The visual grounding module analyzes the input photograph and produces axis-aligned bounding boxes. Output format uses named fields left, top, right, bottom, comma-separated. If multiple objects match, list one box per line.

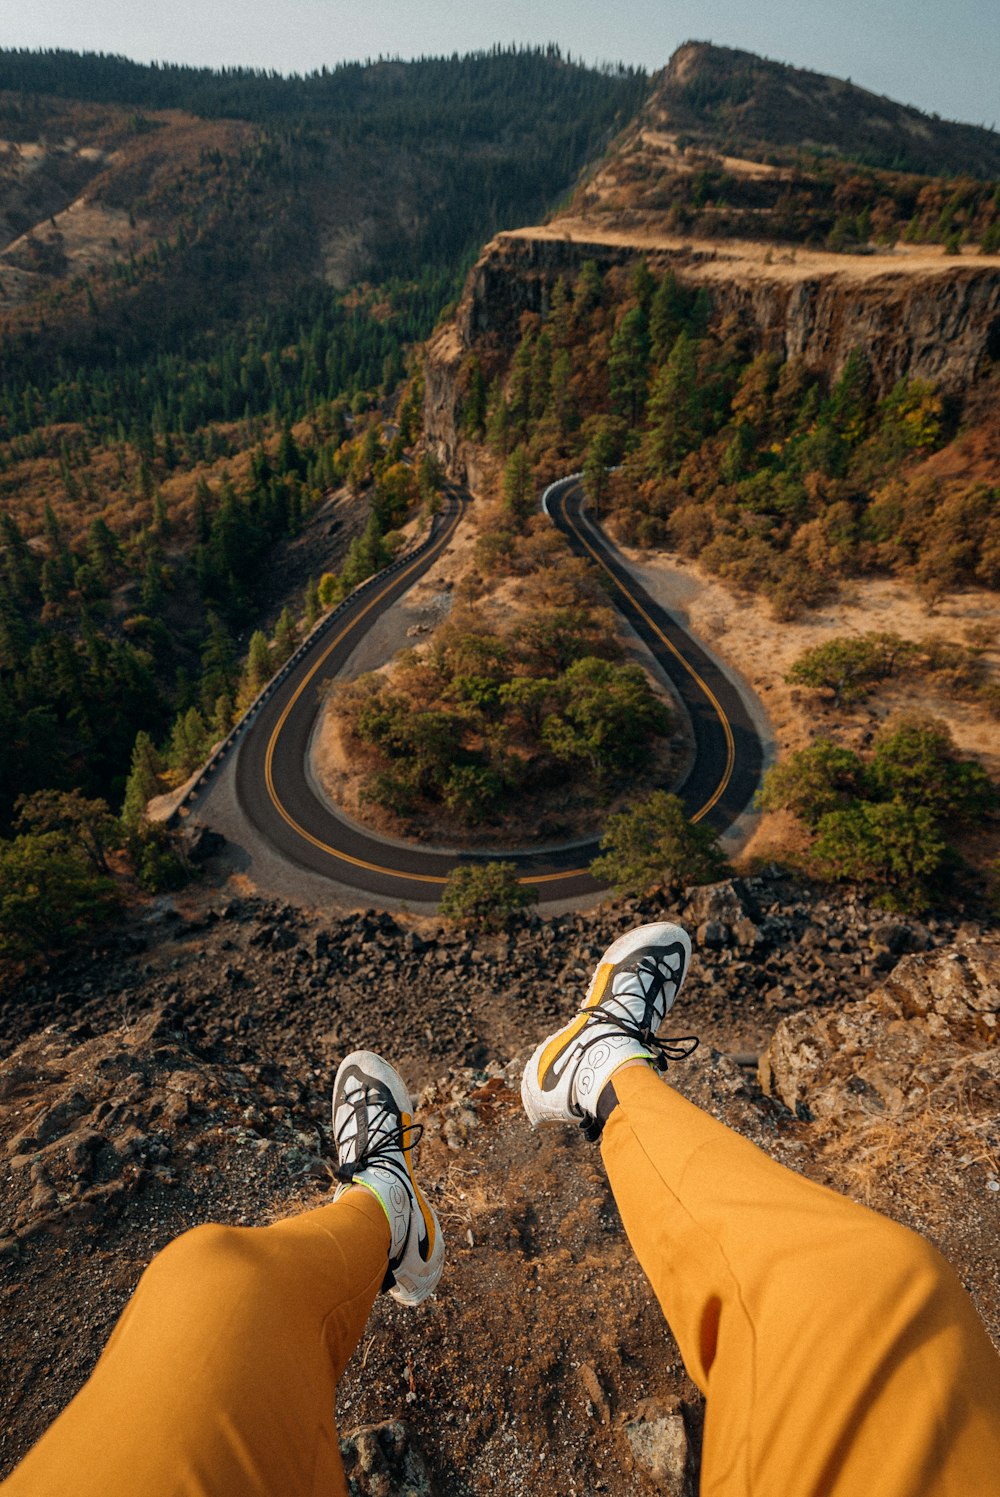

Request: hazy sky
left=3, top=0, right=998, bottom=128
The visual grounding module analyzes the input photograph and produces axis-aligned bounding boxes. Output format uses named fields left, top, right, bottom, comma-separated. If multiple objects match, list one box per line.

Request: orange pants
left=6, top=1069, right=1000, bottom=1496
left=603, top=1064, right=1000, bottom=1496
left=2, top=1190, right=389, bottom=1497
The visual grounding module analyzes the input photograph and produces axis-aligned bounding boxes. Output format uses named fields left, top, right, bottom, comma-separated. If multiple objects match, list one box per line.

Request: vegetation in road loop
left=331, top=510, right=673, bottom=835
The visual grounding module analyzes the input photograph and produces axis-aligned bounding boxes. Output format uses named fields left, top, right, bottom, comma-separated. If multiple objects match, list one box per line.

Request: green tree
left=14, top=788, right=117, bottom=874
left=463, top=355, right=487, bottom=437
left=641, top=332, right=702, bottom=475
left=756, top=739, right=863, bottom=828
left=502, top=446, right=535, bottom=530
left=582, top=420, right=617, bottom=516
left=273, top=606, right=299, bottom=667
left=304, top=576, right=322, bottom=629
left=245, top=630, right=273, bottom=692
left=0, top=832, right=119, bottom=959
left=168, top=707, right=211, bottom=778
left=121, top=730, right=165, bottom=829
left=865, top=717, right=997, bottom=825
left=439, top=860, right=538, bottom=930
left=543, top=658, right=670, bottom=781
left=786, top=634, right=918, bottom=705
left=591, top=791, right=727, bottom=894
left=442, top=765, right=504, bottom=823
left=608, top=305, right=650, bottom=425
left=811, top=801, right=946, bottom=910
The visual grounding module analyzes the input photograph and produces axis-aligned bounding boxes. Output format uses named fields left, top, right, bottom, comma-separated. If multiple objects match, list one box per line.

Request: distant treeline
left=0, top=45, right=646, bottom=130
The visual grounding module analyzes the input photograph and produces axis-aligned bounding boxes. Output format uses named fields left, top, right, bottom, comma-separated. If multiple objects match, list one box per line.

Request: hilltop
left=646, top=41, right=1000, bottom=177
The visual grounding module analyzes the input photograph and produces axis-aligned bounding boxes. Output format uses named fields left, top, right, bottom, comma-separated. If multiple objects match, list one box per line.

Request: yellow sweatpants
left=602, top=1064, right=1000, bottom=1497
left=1, top=1189, right=389, bottom=1497
left=6, top=1070, right=1000, bottom=1496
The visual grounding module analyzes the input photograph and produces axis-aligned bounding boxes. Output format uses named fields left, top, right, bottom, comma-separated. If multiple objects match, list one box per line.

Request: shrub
left=442, top=765, right=504, bottom=823
left=811, top=801, right=946, bottom=910
left=786, top=633, right=918, bottom=705
left=756, top=740, right=864, bottom=828
left=590, top=791, right=727, bottom=895
left=132, top=824, right=191, bottom=893
left=759, top=715, right=997, bottom=909
left=864, top=716, right=998, bottom=824
left=0, top=832, right=120, bottom=959
left=439, top=861, right=538, bottom=929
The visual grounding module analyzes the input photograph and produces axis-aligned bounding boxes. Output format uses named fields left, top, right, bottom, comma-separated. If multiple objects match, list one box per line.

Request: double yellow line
left=263, top=487, right=735, bottom=890
left=264, top=508, right=465, bottom=886
left=560, top=497, right=735, bottom=823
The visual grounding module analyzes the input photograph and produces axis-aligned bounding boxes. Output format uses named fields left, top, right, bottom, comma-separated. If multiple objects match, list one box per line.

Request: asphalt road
left=217, top=480, right=764, bottom=903
left=545, top=476, right=764, bottom=834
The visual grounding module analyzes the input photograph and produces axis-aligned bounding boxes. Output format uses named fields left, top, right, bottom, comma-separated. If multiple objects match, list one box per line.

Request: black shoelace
left=576, top=977, right=699, bottom=1141
left=593, top=973, right=700, bottom=1073
left=332, top=1090, right=423, bottom=1188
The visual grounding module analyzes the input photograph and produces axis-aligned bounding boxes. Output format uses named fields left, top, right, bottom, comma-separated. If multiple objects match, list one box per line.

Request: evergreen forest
left=0, top=47, right=646, bottom=872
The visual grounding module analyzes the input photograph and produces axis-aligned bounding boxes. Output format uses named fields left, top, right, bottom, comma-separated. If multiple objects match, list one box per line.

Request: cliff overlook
left=426, top=43, right=1000, bottom=471
left=2, top=876, right=998, bottom=1494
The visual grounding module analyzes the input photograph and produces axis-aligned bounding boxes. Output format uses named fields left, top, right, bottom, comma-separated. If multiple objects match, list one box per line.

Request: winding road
left=191, top=478, right=765, bottom=904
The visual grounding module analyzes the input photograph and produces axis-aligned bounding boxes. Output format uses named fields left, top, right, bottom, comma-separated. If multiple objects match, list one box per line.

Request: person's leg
left=522, top=921, right=1000, bottom=1497
left=1, top=1189, right=389, bottom=1497
left=4, top=1049, right=444, bottom=1497
left=603, top=1061, right=1000, bottom=1497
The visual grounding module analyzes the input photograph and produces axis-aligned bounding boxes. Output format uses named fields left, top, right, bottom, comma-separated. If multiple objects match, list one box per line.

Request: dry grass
left=818, top=1048, right=1000, bottom=1205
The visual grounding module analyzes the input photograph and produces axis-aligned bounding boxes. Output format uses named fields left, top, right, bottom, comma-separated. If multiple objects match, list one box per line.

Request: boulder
left=759, top=942, right=1000, bottom=1121
left=624, top=1407, right=688, bottom=1492
left=339, top=1420, right=435, bottom=1497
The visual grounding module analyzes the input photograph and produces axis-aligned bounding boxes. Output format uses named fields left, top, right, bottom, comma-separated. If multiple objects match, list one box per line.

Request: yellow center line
left=263, top=482, right=736, bottom=892
left=264, top=507, right=467, bottom=885
left=561, top=497, right=735, bottom=822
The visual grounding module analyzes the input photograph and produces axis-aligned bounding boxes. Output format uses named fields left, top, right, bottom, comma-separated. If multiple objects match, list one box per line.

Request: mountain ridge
left=646, top=41, right=1000, bottom=178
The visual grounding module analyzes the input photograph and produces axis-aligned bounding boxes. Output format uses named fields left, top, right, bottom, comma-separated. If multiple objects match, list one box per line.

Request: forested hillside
left=0, top=47, right=645, bottom=890
left=457, top=254, right=1000, bottom=616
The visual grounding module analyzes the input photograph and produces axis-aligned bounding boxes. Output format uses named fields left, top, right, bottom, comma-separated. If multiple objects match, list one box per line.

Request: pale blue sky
left=2, top=0, right=998, bottom=128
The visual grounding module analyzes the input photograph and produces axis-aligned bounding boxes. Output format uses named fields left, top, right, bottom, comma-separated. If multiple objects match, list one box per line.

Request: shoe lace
left=331, top=1092, right=424, bottom=1187
left=596, top=975, right=699, bottom=1074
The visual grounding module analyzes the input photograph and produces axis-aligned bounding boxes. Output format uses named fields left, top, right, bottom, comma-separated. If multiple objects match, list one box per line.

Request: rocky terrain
left=2, top=873, right=997, bottom=1494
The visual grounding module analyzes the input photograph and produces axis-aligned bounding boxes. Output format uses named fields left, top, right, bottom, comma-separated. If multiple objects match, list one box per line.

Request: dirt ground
left=509, top=222, right=1000, bottom=282
left=611, top=537, right=1000, bottom=869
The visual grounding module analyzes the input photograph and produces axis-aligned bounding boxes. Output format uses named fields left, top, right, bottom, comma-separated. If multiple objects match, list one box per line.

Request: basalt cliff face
left=425, top=230, right=1000, bottom=473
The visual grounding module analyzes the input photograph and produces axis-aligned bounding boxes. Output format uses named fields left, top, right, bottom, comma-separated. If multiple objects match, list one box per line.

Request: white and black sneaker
left=332, top=1051, right=444, bottom=1305
left=521, top=923, right=696, bottom=1138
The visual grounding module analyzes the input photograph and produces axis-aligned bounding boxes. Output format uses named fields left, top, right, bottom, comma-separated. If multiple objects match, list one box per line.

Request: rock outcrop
left=761, top=938, right=999, bottom=1126
left=425, top=231, right=1000, bottom=473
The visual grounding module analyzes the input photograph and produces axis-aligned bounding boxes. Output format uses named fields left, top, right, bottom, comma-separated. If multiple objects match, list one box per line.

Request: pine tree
left=304, top=576, right=321, bottom=629
left=273, top=606, right=299, bottom=666
left=245, top=630, right=273, bottom=694
left=502, top=446, right=534, bottom=530
left=609, top=305, right=650, bottom=426
left=121, top=731, right=164, bottom=828
left=641, top=332, right=703, bottom=475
